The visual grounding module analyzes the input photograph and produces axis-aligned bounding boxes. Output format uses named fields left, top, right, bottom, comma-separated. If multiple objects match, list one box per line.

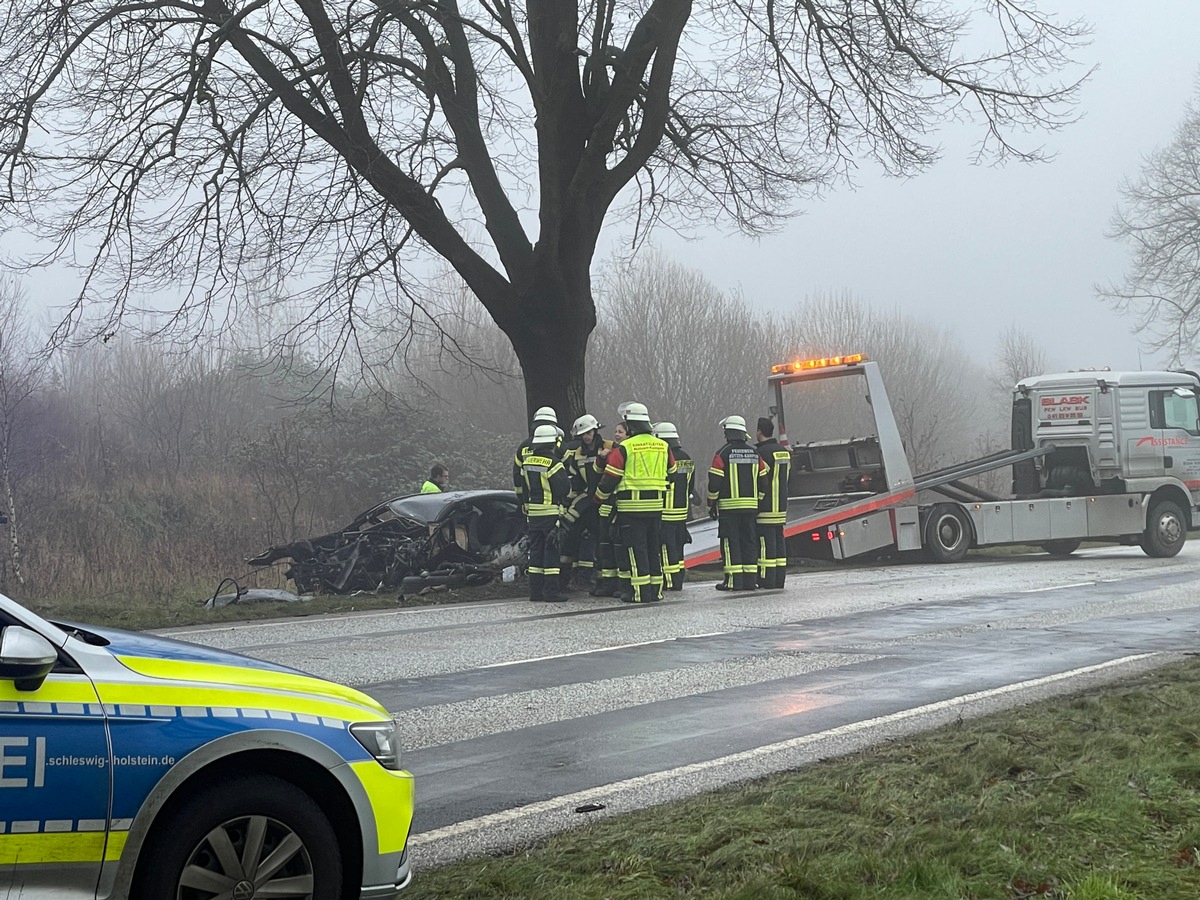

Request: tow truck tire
left=924, top=505, right=971, bottom=563
left=1141, top=499, right=1186, bottom=558
left=1041, top=539, right=1081, bottom=557
left=133, top=773, right=342, bottom=900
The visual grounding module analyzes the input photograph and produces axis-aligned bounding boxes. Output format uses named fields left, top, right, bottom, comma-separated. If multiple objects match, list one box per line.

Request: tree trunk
left=500, top=254, right=597, bottom=430
left=1, top=453, right=23, bottom=587
left=506, top=307, right=590, bottom=434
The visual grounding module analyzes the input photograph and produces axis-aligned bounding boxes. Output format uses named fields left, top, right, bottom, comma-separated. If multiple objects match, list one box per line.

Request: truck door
left=1, top=616, right=111, bottom=896
left=1149, top=387, right=1200, bottom=492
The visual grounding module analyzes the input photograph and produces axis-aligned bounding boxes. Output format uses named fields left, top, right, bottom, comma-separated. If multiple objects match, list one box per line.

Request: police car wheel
left=134, top=773, right=342, bottom=900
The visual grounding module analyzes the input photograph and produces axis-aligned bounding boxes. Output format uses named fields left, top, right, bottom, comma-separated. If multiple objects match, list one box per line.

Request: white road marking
left=1020, top=581, right=1095, bottom=593
left=477, top=632, right=732, bottom=669
left=410, top=653, right=1157, bottom=846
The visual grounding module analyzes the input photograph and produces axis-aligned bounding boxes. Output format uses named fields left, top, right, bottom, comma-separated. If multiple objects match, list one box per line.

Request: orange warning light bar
left=770, top=353, right=866, bottom=375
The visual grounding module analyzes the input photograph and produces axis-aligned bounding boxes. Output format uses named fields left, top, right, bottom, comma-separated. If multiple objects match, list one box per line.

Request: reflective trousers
left=617, top=512, right=663, bottom=603
left=660, top=520, right=687, bottom=591
left=718, top=510, right=758, bottom=590
left=756, top=522, right=787, bottom=589
left=526, top=518, right=560, bottom=601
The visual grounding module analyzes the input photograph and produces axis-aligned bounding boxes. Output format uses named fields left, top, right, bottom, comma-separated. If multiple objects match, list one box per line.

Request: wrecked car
left=247, top=490, right=527, bottom=594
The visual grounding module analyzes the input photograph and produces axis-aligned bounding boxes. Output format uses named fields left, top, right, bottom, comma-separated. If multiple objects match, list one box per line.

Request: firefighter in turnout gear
left=559, top=414, right=614, bottom=591
left=755, top=416, right=791, bottom=588
left=653, top=421, right=694, bottom=591
left=708, top=415, right=767, bottom=591
left=589, top=419, right=627, bottom=596
left=594, top=403, right=676, bottom=603
left=515, top=424, right=570, bottom=602
left=512, top=406, right=563, bottom=493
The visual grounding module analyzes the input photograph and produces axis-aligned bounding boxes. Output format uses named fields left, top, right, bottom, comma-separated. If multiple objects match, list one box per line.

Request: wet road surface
left=166, top=544, right=1200, bottom=866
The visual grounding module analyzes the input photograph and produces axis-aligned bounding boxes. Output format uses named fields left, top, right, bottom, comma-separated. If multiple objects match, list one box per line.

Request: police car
left=0, top=591, right=413, bottom=898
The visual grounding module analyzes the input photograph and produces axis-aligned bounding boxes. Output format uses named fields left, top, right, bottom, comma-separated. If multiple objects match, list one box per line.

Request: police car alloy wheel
left=133, top=774, right=342, bottom=900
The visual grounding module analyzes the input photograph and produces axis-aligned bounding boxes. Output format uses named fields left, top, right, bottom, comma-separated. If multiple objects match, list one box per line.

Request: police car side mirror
left=0, top=626, right=58, bottom=692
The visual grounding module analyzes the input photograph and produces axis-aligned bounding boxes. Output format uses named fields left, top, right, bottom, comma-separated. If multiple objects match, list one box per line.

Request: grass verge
left=406, top=655, right=1200, bottom=900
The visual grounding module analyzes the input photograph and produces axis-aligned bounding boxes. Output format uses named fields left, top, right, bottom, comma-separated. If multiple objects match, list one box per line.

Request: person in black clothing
left=653, top=421, right=694, bottom=591
left=589, top=419, right=627, bottom=596
left=559, top=413, right=614, bottom=591
left=707, top=415, right=767, bottom=591
left=755, top=417, right=791, bottom=589
left=512, top=406, right=562, bottom=499
left=515, top=424, right=570, bottom=602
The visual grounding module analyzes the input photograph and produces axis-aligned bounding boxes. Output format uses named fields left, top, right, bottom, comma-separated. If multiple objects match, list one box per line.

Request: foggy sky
left=653, top=0, right=1200, bottom=375
left=6, top=1, right=1199, bottom=378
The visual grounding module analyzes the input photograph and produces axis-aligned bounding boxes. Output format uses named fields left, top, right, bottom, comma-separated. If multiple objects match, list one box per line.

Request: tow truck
left=684, top=353, right=1200, bottom=569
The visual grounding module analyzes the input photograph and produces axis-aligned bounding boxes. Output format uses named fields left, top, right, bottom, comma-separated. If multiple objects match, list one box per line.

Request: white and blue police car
left=0, top=590, right=414, bottom=898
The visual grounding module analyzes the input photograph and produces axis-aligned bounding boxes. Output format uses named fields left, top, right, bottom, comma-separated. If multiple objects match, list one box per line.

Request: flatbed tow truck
left=684, top=353, right=1200, bottom=569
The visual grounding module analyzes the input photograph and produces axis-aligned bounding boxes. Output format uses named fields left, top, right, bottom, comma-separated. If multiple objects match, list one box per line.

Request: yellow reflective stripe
left=113, top=658, right=387, bottom=718
left=349, top=761, right=414, bottom=855
left=718, top=498, right=758, bottom=510
left=0, top=679, right=98, bottom=704
left=97, top=679, right=381, bottom=725
left=0, top=831, right=111, bottom=865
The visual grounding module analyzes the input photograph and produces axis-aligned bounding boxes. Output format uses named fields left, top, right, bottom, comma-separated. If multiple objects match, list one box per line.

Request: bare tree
left=0, top=1, right=1089, bottom=423
left=0, top=278, right=49, bottom=586
left=1101, top=82, right=1200, bottom=361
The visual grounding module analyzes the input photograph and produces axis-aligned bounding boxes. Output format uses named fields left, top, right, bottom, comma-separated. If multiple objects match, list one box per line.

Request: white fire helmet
left=623, top=402, right=651, bottom=423
left=532, top=406, right=557, bottom=424
left=572, top=414, right=601, bottom=436
left=532, top=424, right=559, bottom=444
left=652, top=421, right=679, bottom=440
left=719, top=415, right=747, bottom=433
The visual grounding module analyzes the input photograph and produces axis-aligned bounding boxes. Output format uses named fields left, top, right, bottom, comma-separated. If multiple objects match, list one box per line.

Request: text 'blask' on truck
left=684, top=354, right=1200, bottom=569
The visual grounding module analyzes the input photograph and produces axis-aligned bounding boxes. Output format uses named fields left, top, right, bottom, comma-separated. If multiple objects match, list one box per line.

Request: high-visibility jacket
left=565, top=437, right=614, bottom=497
left=707, top=439, right=766, bottom=512
left=516, top=447, right=569, bottom=517
left=594, top=432, right=676, bottom=514
left=512, top=432, right=562, bottom=504
left=420, top=480, right=442, bottom=494
left=663, top=446, right=694, bottom=522
left=755, top=438, right=791, bottom=525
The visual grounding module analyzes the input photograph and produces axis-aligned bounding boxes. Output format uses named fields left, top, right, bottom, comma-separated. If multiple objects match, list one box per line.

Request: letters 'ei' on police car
left=0, top=591, right=414, bottom=898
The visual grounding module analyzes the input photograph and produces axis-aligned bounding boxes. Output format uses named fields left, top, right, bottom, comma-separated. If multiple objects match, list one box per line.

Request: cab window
left=1151, top=388, right=1200, bottom=435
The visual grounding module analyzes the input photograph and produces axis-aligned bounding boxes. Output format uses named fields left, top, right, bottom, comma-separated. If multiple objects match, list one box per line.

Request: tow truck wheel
left=1141, top=499, right=1186, bottom=558
left=925, top=505, right=971, bottom=563
left=1041, top=539, right=1081, bottom=557
left=133, top=773, right=342, bottom=900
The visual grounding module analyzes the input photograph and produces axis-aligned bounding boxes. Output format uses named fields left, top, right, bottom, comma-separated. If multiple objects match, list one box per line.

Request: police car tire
left=133, top=773, right=342, bottom=900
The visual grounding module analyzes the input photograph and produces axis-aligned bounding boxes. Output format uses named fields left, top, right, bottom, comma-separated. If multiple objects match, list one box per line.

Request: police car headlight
left=350, top=720, right=402, bottom=770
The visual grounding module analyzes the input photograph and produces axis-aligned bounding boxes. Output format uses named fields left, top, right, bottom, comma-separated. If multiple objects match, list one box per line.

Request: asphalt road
left=167, top=544, right=1200, bottom=868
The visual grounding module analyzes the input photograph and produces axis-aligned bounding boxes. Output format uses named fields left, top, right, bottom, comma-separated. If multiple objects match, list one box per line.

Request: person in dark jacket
left=559, top=414, right=614, bottom=591
left=515, top=424, right=570, bottom=602
left=755, top=417, right=791, bottom=588
left=653, top=421, right=694, bottom=591
left=708, top=415, right=767, bottom=591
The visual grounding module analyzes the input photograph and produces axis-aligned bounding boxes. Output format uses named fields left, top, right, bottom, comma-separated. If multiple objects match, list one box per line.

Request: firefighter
left=559, top=414, right=614, bottom=591
left=512, top=406, right=562, bottom=480
left=755, top=416, right=791, bottom=589
left=589, top=419, right=627, bottom=597
left=653, top=421, right=694, bottom=591
left=708, top=415, right=767, bottom=591
left=515, top=424, right=570, bottom=602
left=594, top=404, right=676, bottom=603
